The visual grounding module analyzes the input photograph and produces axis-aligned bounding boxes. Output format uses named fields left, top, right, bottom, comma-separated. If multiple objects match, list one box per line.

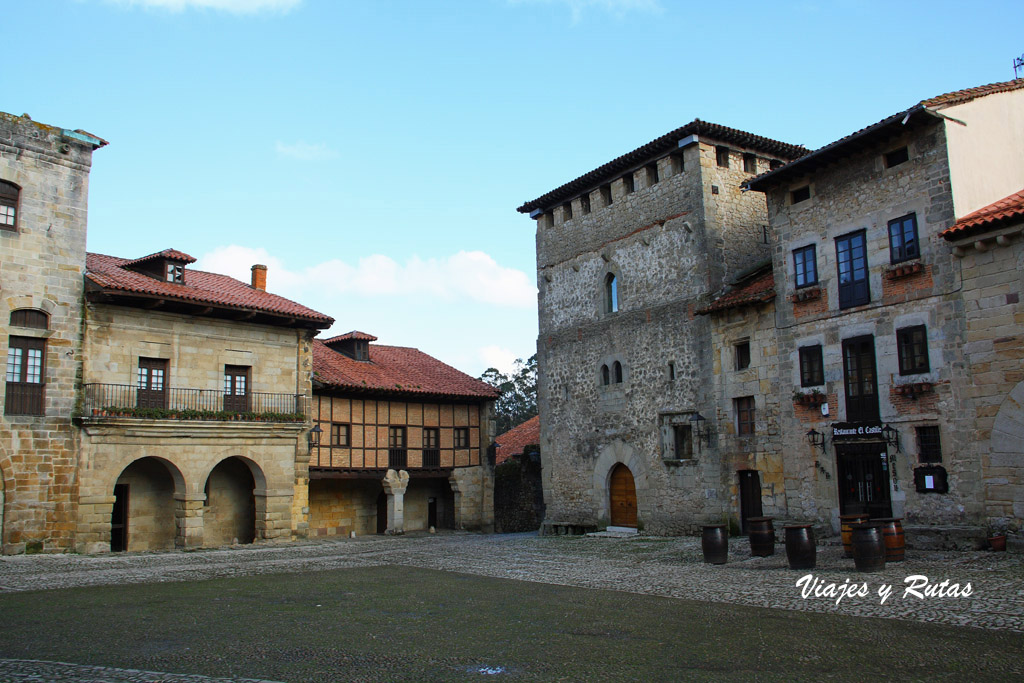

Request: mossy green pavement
left=0, top=565, right=1020, bottom=682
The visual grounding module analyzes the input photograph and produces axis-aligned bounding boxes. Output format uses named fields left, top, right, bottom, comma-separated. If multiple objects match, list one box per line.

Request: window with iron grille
left=916, top=425, right=942, bottom=463
left=888, top=213, right=920, bottom=263
left=735, top=396, right=755, bottom=436
left=799, top=345, right=824, bottom=387
left=793, top=244, right=817, bottom=288
left=331, top=423, right=350, bottom=447
left=0, top=180, right=18, bottom=232
left=454, top=427, right=470, bottom=449
left=5, top=336, right=45, bottom=415
left=897, top=325, right=929, bottom=375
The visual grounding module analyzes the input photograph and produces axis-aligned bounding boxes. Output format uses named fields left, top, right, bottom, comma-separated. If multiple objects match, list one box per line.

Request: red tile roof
left=747, top=79, right=1024, bottom=192
left=923, top=79, right=1024, bottom=107
left=941, top=188, right=1024, bottom=240
left=313, top=339, right=500, bottom=400
left=696, top=266, right=775, bottom=315
left=518, top=119, right=809, bottom=213
left=323, top=331, right=378, bottom=343
left=495, top=415, right=540, bottom=465
left=122, top=248, right=197, bottom=267
left=85, top=252, right=333, bottom=327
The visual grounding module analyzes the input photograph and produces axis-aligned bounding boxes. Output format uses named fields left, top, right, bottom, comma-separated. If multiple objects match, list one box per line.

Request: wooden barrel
left=851, top=523, right=886, bottom=573
left=701, top=524, right=728, bottom=565
left=784, top=524, right=816, bottom=570
left=875, top=518, right=905, bottom=562
left=840, top=513, right=870, bottom=558
left=747, top=517, right=775, bottom=557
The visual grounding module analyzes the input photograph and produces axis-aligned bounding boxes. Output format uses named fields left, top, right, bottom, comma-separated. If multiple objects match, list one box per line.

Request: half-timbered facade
left=309, top=333, right=498, bottom=536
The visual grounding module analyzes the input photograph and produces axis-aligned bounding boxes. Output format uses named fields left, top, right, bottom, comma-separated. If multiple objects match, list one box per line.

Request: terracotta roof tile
left=323, top=331, right=378, bottom=343
left=86, top=252, right=333, bottom=325
left=122, top=248, right=197, bottom=267
left=941, top=188, right=1024, bottom=240
left=696, top=267, right=775, bottom=315
left=518, top=119, right=808, bottom=213
left=922, top=79, right=1024, bottom=107
left=495, top=415, right=540, bottom=465
left=313, top=340, right=500, bottom=400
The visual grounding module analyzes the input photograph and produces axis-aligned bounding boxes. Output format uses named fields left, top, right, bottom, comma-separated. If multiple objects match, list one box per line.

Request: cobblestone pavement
left=0, top=531, right=1020, bottom=636
left=0, top=659, right=283, bottom=683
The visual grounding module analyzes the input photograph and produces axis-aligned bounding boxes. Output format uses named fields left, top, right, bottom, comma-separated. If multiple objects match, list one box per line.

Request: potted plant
left=988, top=528, right=1007, bottom=552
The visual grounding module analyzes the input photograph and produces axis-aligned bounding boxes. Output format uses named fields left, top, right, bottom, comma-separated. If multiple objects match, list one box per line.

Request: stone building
left=0, top=113, right=106, bottom=554
left=308, top=333, right=498, bottom=536
left=940, top=188, right=1024, bottom=534
left=745, top=79, right=1024, bottom=536
left=518, top=121, right=807, bottom=534
left=77, top=252, right=333, bottom=552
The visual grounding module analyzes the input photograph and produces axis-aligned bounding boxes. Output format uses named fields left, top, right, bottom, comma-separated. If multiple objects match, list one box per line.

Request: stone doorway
left=609, top=464, right=637, bottom=528
left=737, top=469, right=763, bottom=534
left=376, top=491, right=387, bottom=534
left=203, top=457, right=257, bottom=546
left=111, top=457, right=180, bottom=552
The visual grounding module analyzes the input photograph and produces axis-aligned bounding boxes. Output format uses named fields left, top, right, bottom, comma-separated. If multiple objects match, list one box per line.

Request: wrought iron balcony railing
left=83, top=383, right=306, bottom=421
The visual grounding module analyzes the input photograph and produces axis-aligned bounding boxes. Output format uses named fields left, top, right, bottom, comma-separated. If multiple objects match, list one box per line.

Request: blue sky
left=6, top=0, right=1022, bottom=376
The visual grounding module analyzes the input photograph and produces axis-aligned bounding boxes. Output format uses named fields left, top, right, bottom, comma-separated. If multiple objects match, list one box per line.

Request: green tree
left=479, top=354, right=537, bottom=435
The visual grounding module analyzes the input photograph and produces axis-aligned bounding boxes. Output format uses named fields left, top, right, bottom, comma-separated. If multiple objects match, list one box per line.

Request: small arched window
left=0, top=180, right=19, bottom=232
left=613, top=361, right=623, bottom=384
left=605, top=273, right=618, bottom=313
left=601, top=364, right=610, bottom=386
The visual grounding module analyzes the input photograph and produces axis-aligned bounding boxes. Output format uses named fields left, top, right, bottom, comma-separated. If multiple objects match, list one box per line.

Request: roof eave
left=745, top=106, right=941, bottom=192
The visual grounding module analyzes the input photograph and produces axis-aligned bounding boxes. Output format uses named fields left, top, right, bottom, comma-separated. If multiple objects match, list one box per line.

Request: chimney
left=251, top=264, right=267, bottom=291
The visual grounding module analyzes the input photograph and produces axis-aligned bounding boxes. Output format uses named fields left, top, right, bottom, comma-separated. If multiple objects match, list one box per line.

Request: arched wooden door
left=609, top=464, right=637, bottom=528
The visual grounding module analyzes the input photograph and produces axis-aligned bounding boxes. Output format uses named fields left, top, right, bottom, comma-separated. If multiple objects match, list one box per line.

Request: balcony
left=82, top=383, right=306, bottom=422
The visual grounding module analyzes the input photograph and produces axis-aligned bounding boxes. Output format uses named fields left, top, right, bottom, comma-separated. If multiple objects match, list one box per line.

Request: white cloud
left=194, top=245, right=537, bottom=309
left=107, top=0, right=301, bottom=12
left=478, top=346, right=520, bottom=375
left=274, top=140, right=338, bottom=162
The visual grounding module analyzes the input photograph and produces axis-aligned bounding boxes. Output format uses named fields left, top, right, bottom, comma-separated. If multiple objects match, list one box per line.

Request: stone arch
left=592, top=440, right=649, bottom=526
left=202, top=456, right=266, bottom=546
left=111, top=456, right=186, bottom=552
left=989, top=380, right=1024, bottom=523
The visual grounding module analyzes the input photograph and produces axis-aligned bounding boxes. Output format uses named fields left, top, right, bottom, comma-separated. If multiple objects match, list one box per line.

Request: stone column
left=174, top=493, right=206, bottom=549
left=255, top=489, right=293, bottom=541
left=381, top=469, right=409, bottom=535
left=75, top=494, right=116, bottom=554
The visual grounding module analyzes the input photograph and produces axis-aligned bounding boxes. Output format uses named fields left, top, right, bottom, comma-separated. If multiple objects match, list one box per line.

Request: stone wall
left=948, top=220, right=1024, bottom=532
left=76, top=303, right=311, bottom=553
left=535, top=135, right=794, bottom=534
left=493, top=447, right=545, bottom=533
left=0, top=113, right=101, bottom=553
left=762, top=120, right=978, bottom=530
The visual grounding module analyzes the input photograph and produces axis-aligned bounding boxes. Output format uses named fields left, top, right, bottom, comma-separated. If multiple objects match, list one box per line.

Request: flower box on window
left=790, top=287, right=822, bottom=303
left=886, top=261, right=923, bottom=280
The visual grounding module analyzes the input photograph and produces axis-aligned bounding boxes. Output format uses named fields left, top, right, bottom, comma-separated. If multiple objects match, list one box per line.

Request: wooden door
left=137, top=358, right=168, bottom=409
left=609, top=464, right=637, bottom=528
left=111, top=484, right=128, bottom=552
left=836, top=443, right=892, bottom=518
left=223, top=365, right=251, bottom=413
left=842, top=335, right=879, bottom=422
left=738, top=469, right=763, bottom=534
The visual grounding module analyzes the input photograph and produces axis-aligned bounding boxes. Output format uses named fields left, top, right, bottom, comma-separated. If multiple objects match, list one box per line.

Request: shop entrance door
left=835, top=442, right=891, bottom=518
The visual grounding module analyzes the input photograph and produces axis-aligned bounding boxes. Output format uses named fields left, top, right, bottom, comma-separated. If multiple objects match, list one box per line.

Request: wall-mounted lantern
left=806, top=428, right=826, bottom=453
left=689, top=411, right=711, bottom=446
left=881, top=424, right=901, bottom=452
left=308, top=424, right=323, bottom=449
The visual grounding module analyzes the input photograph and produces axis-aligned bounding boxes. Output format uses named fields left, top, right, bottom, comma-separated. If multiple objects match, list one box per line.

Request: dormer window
left=166, top=263, right=184, bottom=283
left=324, top=331, right=377, bottom=362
